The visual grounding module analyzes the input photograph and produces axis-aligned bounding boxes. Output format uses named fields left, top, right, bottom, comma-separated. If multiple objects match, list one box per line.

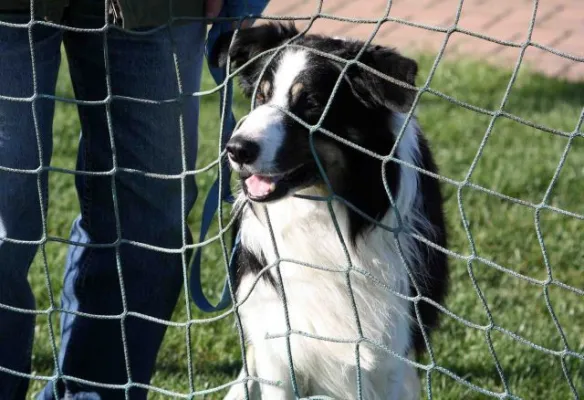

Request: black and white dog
left=210, top=23, right=448, bottom=400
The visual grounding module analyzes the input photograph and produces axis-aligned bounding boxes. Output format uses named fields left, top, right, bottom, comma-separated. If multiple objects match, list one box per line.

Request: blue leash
left=189, top=0, right=269, bottom=312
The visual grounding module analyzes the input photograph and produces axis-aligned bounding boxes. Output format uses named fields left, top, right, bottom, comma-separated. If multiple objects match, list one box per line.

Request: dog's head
left=210, top=23, right=418, bottom=203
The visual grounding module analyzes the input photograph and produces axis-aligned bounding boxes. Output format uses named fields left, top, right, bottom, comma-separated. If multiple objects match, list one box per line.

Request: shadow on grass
left=430, top=347, right=584, bottom=394
left=506, top=71, right=584, bottom=115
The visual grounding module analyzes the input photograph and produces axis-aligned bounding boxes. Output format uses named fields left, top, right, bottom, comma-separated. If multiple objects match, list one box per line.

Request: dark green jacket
left=1, top=0, right=205, bottom=30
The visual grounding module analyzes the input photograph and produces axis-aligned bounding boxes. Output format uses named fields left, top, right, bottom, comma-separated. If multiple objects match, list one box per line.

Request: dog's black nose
left=226, top=136, right=260, bottom=165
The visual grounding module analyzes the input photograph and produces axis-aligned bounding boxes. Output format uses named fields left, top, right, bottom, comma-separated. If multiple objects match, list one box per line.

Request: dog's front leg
left=255, top=340, right=295, bottom=400
left=224, top=345, right=259, bottom=400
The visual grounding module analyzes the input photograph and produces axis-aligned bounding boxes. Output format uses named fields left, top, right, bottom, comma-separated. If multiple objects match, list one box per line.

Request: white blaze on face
left=229, top=50, right=308, bottom=173
left=270, top=50, right=308, bottom=107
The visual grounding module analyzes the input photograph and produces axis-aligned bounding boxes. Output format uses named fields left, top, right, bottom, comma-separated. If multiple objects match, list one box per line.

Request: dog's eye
left=294, top=90, right=318, bottom=109
left=295, top=92, right=307, bottom=107
left=290, top=82, right=306, bottom=105
left=255, top=80, right=271, bottom=105
left=255, top=91, right=265, bottom=105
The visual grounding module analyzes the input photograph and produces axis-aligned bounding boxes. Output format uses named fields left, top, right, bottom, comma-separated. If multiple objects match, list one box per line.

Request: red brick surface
left=261, top=0, right=584, bottom=81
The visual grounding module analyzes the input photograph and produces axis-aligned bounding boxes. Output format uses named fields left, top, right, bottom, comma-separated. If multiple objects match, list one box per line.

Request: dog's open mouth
left=241, top=164, right=316, bottom=202
left=242, top=172, right=294, bottom=203
left=244, top=174, right=279, bottom=199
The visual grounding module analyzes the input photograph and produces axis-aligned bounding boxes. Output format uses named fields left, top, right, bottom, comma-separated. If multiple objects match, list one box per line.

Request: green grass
left=25, top=50, right=584, bottom=399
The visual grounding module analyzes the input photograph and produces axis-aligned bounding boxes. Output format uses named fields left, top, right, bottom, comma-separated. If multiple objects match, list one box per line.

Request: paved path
left=262, top=0, right=584, bottom=81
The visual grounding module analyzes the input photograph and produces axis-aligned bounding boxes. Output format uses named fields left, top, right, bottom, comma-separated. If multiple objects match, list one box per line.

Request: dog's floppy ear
left=344, top=44, right=418, bottom=113
left=208, top=22, right=299, bottom=97
left=208, top=22, right=299, bottom=69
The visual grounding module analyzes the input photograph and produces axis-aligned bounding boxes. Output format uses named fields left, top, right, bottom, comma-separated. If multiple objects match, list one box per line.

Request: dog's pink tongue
left=245, top=175, right=275, bottom=197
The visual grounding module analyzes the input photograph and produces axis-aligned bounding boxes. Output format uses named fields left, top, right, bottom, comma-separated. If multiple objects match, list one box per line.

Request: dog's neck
left=237, top=187, right=352, bottom=266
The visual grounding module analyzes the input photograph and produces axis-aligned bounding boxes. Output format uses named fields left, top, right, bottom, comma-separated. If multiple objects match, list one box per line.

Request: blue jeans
left=0, top=8, right=205, bottom=400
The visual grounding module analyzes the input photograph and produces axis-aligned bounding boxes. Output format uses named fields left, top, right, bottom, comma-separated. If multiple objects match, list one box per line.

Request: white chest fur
left=234, top=191, right=418, bottom=399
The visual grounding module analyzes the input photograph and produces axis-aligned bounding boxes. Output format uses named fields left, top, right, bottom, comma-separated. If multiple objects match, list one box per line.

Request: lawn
left=23, top=46, right=584, bottom=399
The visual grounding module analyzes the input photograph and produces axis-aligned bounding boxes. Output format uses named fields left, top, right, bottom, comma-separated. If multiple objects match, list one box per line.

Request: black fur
left=233, top=244, right=275, bottom=290
left=409, top=134, right=449, bottom=356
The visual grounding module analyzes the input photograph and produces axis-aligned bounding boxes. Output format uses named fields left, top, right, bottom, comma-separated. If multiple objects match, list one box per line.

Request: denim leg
left=0, top=16, right=61, bottom=399
left=38, top=19, right=206, bottom=399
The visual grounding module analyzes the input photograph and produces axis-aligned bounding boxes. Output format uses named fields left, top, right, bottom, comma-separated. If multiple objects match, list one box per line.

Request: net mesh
left=0, top=0, right=582, bottom=398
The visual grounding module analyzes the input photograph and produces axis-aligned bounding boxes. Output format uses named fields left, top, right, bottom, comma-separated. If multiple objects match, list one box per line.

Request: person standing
left=0, top=0, right=265, bottom=398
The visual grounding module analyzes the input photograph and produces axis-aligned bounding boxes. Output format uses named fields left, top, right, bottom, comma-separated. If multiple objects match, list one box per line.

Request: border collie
left=210, top=23, right=448, bottom=400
